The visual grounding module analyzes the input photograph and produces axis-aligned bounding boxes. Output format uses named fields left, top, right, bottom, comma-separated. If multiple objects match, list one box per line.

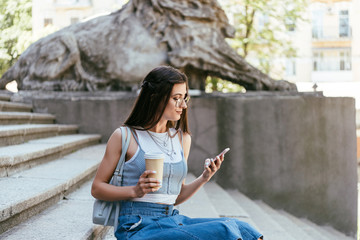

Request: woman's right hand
left=133, top=170, right=162, bottom=198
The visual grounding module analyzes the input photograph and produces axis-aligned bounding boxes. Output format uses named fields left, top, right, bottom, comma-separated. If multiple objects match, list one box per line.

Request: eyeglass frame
left=172, top=94, right=190, bottom=107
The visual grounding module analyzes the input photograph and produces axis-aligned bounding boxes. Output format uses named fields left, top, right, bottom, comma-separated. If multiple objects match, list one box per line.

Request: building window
left=284, top=4, right=296, bottom=32
left=71, top=17, right=79, bottom=24
left=44, top=18, right=53, bottom=27
left=56, top=0, right=79, bottom=4
left=312, top=10, right=324, bottom=39
left=339, top=50, right=351, bottom=70
left=339, top=10, right=350, bottom=38
left=313, top=49, right=351, bottom=71
left=313, top=52, right=323, bottom=71
left=285, top=59, right=296, bottom=76
left=257, top=13, right=269, bottom=32
left=285, top=17, right=296, bottom=32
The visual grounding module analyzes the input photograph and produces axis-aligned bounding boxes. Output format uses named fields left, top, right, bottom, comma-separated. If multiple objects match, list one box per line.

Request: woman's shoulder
left=114, top=126, right=134, bottom=134
left=106, top=128, right=122, bottom=145
left=181, top=131, right=191, bottom=160
left=182, top=132, right=191, bottom=143
left=175, top=128, right=191, bottom=143
left=171, top=128, right=191, bottom=138
left=113, top=127, right=123, bottom=136
left=109, top=126, right=132, bottom=143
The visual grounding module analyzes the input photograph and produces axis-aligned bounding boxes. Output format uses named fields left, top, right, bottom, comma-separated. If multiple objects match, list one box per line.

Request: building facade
left=286, top=0, right=360, bottom=84
left=32, top=0, right=126, bottom=37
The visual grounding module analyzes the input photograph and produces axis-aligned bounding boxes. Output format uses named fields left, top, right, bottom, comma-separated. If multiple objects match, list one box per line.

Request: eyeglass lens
left=175, top=96, right=190, bottom=107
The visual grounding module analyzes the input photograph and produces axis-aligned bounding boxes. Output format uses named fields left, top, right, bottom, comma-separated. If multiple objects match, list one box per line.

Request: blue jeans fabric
left=115, top=201, right=263, bottom=240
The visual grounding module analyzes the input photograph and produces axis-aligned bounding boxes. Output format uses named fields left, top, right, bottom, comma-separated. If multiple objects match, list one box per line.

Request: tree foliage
left=205, top=76, right=246, bottom=93
left=224, top=0, right=308, bottom=76
left=0, top=0, right=32, bottom=76
left=207, top=0, right=308, bottom=92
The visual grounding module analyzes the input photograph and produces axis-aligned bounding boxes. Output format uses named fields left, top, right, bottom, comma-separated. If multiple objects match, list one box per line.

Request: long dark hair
left=124, top=66, right=190, bottom=134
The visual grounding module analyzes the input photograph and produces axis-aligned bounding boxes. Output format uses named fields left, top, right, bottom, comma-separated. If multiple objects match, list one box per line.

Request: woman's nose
left=181, top=100, right=187, bottom=108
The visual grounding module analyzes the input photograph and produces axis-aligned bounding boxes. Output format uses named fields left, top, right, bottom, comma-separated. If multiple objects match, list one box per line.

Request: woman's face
left=161, top=83, right=188, bottom=122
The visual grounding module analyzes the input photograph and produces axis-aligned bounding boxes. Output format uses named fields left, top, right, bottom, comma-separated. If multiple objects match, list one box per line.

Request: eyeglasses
left=173, top=95, right=190, bottom=107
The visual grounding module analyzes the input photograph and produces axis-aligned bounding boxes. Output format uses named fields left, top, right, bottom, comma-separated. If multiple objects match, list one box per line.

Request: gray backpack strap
left=106, top=126, right=131, bottom=230
left=114, top=201, right=121, bottom=232
left=114, top=126, right=131, bottom=231
left=114, top=126, right=131, bottom=177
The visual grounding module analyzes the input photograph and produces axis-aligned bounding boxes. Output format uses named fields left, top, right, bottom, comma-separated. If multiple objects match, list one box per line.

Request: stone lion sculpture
left=0, top=0, right=297, bottom=91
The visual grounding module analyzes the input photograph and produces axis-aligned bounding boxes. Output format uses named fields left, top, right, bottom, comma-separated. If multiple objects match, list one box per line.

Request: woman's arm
left=174, top=133, right=225, bottom=206
left=91, top=128, right=161, bottom=201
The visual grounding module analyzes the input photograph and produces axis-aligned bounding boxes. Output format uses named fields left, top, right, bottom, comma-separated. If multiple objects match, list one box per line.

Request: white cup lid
left=144, top=152, right=165, bottom=159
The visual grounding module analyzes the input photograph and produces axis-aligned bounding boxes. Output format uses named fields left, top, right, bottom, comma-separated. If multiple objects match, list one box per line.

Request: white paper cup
left=144, top=152, right=164, bottom=190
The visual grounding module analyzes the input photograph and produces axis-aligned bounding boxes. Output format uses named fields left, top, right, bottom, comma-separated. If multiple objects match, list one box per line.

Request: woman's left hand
left=201, top=153, right=225, bottom=182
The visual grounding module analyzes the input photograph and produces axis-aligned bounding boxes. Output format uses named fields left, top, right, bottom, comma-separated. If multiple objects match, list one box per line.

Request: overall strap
left=113, top=126, right=131, bottom=176
left=130, top=128, right=141, bottom=146
left=179, top=129, right=184, bottom=149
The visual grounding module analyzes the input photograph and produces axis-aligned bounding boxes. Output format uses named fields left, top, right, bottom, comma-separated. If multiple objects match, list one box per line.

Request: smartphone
left=217, top=148, right=230, bottom=157
left=206, top=148, right=230, bottom=167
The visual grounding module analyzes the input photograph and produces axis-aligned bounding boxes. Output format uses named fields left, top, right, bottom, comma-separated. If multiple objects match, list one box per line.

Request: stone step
left=279, top=210, right=355, bottom=240
left=0, top=112, right=55, bottom=125
left=0, top=124, right=78, bottom=147
left=203, top=181, right=259, bottom=230
left=227, top=189, right=296, bottom=240
left=0, top=134, right=102, bottom=177
left=0, top=144, right=106, bottom=234
left=0, top=181, right=111, bottom=240
left=205, top=181, right=345, bottom=240
left=0, top=94, right=11, bottom=102
left=228, top=190, right=355, bottom=240
left=176, top=173, right=219, bottom=218
left=0, top=100, right=32, bottom=112
left=103, top=227, right=116, bottom=240
left=255, top=201, right=315, bottom=240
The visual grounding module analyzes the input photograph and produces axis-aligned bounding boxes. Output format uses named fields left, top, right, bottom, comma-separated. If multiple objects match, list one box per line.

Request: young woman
left=91, top=66, right=263, bottom=240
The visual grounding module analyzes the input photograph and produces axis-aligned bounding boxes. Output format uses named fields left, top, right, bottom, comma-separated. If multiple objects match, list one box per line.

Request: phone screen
left=206, top=148, right=230, bottom=167
left=218, top=148, right=230, bottom=157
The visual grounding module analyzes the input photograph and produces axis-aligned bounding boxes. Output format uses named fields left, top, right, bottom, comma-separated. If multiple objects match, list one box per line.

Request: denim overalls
left=115, top=130, right=263, bottom=240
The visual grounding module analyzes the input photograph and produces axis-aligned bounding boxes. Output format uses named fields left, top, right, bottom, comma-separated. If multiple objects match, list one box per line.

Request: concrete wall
left=22, top=91, right=135, bottom=143
left=17, top=90, right=357, bottom=236
left=212, top=94, right=357, bottom=236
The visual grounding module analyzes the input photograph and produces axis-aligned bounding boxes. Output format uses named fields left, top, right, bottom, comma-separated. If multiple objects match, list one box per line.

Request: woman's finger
left=210, top=158, right=218, bottom=169
left=149, top=182, right=161, bottom=188
left=140, top=170, right=156, bottom=178
left=208, top=159, right=215, bottom=170
left=140, top=177, right=157, bottom=183
left=215, top=156, right=221, bottom=167
left=204, top=158, right=211, bottom=168
left=140, top=181, right=161, bottom=189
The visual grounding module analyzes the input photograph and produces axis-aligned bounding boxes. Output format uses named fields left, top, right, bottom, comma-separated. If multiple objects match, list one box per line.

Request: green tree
left=226, top=0, right=307, bottom=75
left=0, top=0, right=32, bottom=76
left=207, top=0, right=308, bottom=93
left=205, top=76, right=246, bottom=93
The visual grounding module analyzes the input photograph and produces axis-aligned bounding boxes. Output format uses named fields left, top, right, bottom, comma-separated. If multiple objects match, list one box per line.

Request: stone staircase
left=0, top=92, right=356, bottom=240
left=0, top=92, right=110, bottom=239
